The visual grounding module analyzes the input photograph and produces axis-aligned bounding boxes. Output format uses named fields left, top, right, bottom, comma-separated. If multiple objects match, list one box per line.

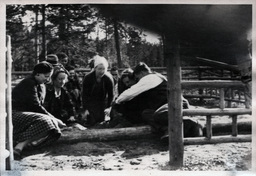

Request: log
left=183, top=108, right=251, bottom=116
left=57, top=120, right=251, bottom=144
left=184, top=134, right=251, bottom=145
left=58, top=125, right=153, bottom=144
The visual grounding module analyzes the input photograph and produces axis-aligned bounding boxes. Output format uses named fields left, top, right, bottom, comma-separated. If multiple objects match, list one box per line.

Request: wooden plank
left=184, top=135, right=251, bottom=145
left=183, top=108, right=251, bottom=116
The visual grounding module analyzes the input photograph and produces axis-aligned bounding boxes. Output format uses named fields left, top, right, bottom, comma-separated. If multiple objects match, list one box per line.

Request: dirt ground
left=12, top=139, right=252, bottom=171
left=9, top=105, right=253, bottom=172
left=12, top=131, right=252, bottom=171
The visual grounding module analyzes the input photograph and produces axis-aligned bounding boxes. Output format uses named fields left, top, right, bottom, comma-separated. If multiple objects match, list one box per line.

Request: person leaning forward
left=12, top=61, right=66, bottom=160
left=82, top=55, right=114, bottom=127
left=112, top=62, right=168, bottom=126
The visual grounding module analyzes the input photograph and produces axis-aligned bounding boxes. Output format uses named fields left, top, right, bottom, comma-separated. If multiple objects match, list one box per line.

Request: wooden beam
left=166, top=39, right=183, bottom=167
left=185, top=56, right=240, bottom=72
left=58, top=125, right=153, bottom=144
left=182, top=80, right=245, bottom=89
left=206, top=115, right=212, bottom=139
left=220, top=88, right=225, bottom=109
left=57, top=120, right=251, bottom=144
left=5, top=35, right=14, bottom=170
left=232, top=115, right=238, bottom=136
left=184, top=135, right=251, bottom=145
left=183, top=108, right=252, bottom=116
left=183, top=94, right=245, bottom=103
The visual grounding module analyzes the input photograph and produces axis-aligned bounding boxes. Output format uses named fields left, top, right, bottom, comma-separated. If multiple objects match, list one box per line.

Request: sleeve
left=25, top=81, right=50, bottom=115
left=115, top=74, right=163, bottom=104
left=106, top=76, right=114, bottom=108
left=81, top=76, right=91, bottom=110
left=63, top=89, right=76, bottom=116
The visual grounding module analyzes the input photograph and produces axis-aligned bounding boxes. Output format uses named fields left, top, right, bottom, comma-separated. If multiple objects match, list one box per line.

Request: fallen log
left=58, top=125, right=154, bottom=144
left=58, top=120, right=251, bottom=144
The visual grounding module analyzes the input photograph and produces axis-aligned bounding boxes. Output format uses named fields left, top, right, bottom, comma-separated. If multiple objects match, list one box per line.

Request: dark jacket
left=44, top=84, right=76, bottom=123
left=82, top=71, right=114, bottom=110
left=12, top=75, right=49, bottom=115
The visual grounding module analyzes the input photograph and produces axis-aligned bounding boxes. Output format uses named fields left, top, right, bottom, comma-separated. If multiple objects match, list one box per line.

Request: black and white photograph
left=0, top=0, right=255, bottom=175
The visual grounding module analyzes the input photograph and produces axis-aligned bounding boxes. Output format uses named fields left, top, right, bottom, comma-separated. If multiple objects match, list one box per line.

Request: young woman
left=44, top=67, right=76, bottom=125
left=82, top=55, right=114, bottom=126
left=12, top=62, right=66, bottom=160
left=65, top=66, right=82, bottom=111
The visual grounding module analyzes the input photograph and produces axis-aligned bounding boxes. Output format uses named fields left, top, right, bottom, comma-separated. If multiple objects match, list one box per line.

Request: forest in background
left=6, top=4, right=164, bottom=71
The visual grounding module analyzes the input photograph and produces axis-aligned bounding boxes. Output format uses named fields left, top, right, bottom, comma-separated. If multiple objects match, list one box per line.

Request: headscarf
left=93, top=55, right=109, bottom=72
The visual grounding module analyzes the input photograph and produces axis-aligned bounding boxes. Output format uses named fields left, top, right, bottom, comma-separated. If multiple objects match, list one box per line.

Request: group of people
left=11, top=53, right=202, bottom=160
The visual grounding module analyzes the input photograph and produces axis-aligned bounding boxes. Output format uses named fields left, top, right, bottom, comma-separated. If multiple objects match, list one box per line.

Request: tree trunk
left=35, top=6, right=39, bottom=64
left=58, top=125, right=153, bottom=144
left=113, top=18, right=122, bottom=68
left=41, top=5, right=46, bottom=60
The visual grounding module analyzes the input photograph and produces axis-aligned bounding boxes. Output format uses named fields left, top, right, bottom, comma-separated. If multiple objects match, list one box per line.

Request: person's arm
left=63, top=89, right=76, bottom=117
left=81, top=75, right=91, bottom=110
left=25, top=81, right=51, bottom=115
left=115, top=74, right=163, bottom=104
left=106, top=75, right=114, bottom=108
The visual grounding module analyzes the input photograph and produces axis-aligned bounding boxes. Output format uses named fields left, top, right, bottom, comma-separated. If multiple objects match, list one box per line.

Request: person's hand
left=84, top=110, right=90, bottom=117
left=56, top=118, right=66, bottom=128
left=104, top=108, right=111, bottom=116
left=67, top=116, right=76, bottom=122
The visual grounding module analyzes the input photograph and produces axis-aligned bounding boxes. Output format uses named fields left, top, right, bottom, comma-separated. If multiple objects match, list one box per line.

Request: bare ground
left=12, top=137, right=251, bottom=171
left=11, top=112, right=252, bottom=172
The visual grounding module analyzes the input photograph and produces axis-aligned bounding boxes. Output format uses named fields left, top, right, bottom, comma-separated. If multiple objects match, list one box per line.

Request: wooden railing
left=11, top=66, right=246, bottom=106
left=181, top=80, right=251, bottom=145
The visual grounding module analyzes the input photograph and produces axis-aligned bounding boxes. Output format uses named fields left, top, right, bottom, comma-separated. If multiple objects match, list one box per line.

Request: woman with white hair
left=82, top=55, right=114, bottom=126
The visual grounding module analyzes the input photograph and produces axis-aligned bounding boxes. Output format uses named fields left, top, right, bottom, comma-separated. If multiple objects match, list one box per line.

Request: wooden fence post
left=220, top=88, right=225, bottom=109
left=232, top=115, right=238, bottom=136
left=166, top=38, right=183, bottom=168
left=6, top=35, right=14, bottom=170
left=206, top=115, right=212, bottom=139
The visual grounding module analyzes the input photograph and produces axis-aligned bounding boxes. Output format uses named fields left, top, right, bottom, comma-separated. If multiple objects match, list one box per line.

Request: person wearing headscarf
left=82, top=55, right=114, bottom=126
left=12, top=62, right=66, bottom=160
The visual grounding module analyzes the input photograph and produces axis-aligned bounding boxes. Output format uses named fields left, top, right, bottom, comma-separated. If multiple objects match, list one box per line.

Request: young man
left=114, top=62, right=168, bottom=124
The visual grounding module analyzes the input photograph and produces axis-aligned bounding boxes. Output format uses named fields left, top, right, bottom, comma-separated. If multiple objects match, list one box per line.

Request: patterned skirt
left=12, top=111, right=61, bottom=148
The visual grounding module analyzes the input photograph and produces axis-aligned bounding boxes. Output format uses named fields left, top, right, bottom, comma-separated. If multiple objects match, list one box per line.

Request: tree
left=6, top=5, right=36, bottom=71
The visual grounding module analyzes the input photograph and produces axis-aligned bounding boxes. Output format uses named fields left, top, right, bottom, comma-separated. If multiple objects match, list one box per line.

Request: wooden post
left=6, top=35, right=14, bottom=170
left=166, top=39, right=183, bottom=168
left=198, top=68, right=204, bottom=104
left=206, top=115, right=212, bottom=139
left=232, top=115, right=238, bottom=136
left=220, top=88, right=225, bottom=109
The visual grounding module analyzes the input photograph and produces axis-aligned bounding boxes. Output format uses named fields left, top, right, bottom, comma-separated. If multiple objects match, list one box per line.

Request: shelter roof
left=94, top=4, right=252, bottom=65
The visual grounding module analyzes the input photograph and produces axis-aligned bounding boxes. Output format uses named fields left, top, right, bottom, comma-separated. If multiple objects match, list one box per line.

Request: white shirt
left=115, top=73, right=166, bottom=104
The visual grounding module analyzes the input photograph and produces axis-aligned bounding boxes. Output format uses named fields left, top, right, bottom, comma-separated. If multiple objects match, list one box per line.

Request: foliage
left=6, top=4, right=163, bottom=71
